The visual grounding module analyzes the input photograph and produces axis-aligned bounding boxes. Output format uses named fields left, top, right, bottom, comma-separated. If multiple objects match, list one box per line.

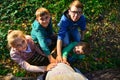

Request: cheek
left=37, top=19, right=42, bottom=24
left=46, top=18, right=50, bottom=23
left=73, top=48, right=76, bottom=52
left=74, top=48, right=79, bottom=54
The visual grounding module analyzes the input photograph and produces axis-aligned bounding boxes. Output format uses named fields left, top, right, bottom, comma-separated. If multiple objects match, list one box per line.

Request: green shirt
left=31, top=19, right=53, bottom=55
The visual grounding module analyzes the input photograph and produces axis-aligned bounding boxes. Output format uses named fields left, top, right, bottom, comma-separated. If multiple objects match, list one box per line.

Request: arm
left=36, top=30, right=50, bottom=56
left=62, top=42, right=78, bottom=61
left=56, top=15, right=70, bottom=62
left=22, top=61, right=57, bottom=72
left=56, top=39, right=63, bottom=62
left=10, top=50, right=46, bottom=72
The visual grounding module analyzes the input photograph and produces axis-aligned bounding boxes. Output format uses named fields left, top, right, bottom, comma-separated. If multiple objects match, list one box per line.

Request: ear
left=8, top=30, right=13, bottom=34
left=68, top=9, right=71, bottom=14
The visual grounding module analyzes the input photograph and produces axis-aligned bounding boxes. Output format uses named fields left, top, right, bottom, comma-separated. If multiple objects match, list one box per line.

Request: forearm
left=62, top=42, right=78, bottom=58
left=21, top=61, right=47, bottom=72
left=57, top=39, right=62, bottom=56
left=38, top=39, right=50, bottom=55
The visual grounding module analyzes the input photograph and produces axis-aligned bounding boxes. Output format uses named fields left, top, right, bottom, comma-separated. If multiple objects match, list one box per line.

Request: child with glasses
left=56, top=0, right=87, bottom=62
left=7, top=30, right=56, bottom=72
left=31, top=7, right=57, bottom=63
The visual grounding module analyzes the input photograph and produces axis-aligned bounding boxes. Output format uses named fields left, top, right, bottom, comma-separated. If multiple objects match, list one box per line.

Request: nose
left=74, top=13, right=79, bottom=17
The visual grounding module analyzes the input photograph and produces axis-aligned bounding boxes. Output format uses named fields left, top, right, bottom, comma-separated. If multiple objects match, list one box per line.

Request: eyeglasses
left=70, top=10, right=82, bottom=15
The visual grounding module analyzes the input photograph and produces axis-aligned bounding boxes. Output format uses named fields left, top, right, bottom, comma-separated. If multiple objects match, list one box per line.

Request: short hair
left=7, top=30, right=25, bottom=48
left=69, top=0, right=83, bottom=10
left=77, top=42, right=90, bottom=54
left=35, top=7, right=50, bottom=18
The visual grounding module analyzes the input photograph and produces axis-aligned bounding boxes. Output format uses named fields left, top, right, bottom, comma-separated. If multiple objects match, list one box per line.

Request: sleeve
left=79, top=15, right=86, bottom=31
left=10, top=50, right=46, bottom=72
left=62, top=42, right=78, bottom=58
left=57, top=15, right=69, bottom=40
left=36, top=30, right=50, bottom=56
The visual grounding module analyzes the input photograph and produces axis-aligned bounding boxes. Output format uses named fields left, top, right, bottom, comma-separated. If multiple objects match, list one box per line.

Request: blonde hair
left=7, top=30, right=25, bottom=48
left=35, top=7, right=50, bottom=19
left=69, top=0, right=83, bottom=10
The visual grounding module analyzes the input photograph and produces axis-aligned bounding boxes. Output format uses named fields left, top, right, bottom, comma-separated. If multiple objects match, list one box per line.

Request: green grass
left=0, top=0, right=120, bottom=76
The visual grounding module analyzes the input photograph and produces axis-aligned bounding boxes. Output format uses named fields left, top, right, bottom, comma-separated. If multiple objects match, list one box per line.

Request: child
left=7, top=30, right=56, bottom=72
left=38, top=63, right=88, bottom=80
left=62, top=42, right=90, bottom=64
left=56, top=0, right=87, bottom=62
left=31, top=7, right=56, bottom=63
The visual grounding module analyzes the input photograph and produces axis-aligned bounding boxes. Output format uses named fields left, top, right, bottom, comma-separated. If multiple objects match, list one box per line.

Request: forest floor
left=85, top=68, right=120, bottom=80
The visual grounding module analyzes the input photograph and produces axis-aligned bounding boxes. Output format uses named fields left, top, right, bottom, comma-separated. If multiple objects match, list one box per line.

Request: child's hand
left=46, top=63, right=57, bottom=71
left=48, top=55, right=56, bottom=63
left=56, top=55, right=63, bottom=63
left=63, top=57, right=70, bottom=65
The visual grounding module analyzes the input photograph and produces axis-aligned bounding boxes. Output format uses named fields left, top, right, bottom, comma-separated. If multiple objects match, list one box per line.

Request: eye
left=16, top=44, right=21, bottom=47
left=45, top=16, right=49, bottom=19
left=22, top=40, right=25, bottom=43
left=39, top=16, right=49, bottom=21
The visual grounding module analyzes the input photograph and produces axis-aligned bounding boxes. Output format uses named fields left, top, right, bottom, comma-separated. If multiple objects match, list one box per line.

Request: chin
left=73, top=19, right=78, bottom=22
left=43, top=25, right=48, bottom=28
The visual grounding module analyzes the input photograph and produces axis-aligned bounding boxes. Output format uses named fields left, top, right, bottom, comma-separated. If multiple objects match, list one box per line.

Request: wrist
left=44, top=66, right=48, bottom=72
left=57, top=53, right=61, bottom=57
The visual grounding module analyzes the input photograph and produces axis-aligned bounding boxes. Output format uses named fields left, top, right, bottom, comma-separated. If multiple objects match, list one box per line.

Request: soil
left=85, top=68, right=120, bottom=80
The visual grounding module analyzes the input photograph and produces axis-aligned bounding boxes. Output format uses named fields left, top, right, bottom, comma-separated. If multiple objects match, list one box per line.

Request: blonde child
left=31, top=7, right=56, bottom=63
left=7, top=30, right=56, bottom=72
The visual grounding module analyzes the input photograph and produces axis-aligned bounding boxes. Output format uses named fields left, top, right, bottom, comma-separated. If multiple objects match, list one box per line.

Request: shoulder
left=66, top=42, right=78, bottom=49
left=25, top=35, right=32, bottom=40
left=25, top=35, right=34, bottom=44
left=32, top=20, right=42, bottom=30
left=79, top=15, right=86, bottom=21
left=70, top=42, right=78, bottom=46
left=60, top=10, right=69, bottom=21
left=58, top=11, right=71, bottom=27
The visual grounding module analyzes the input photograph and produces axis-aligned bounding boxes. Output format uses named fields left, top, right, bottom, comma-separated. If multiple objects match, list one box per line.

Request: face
left=68, top=6, right=82, bottom=22
left=13, top=38, right=27, bottom=52
left=37, top=14, right=50, bottom=28
left=73, top=45, right=84, bottom=54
